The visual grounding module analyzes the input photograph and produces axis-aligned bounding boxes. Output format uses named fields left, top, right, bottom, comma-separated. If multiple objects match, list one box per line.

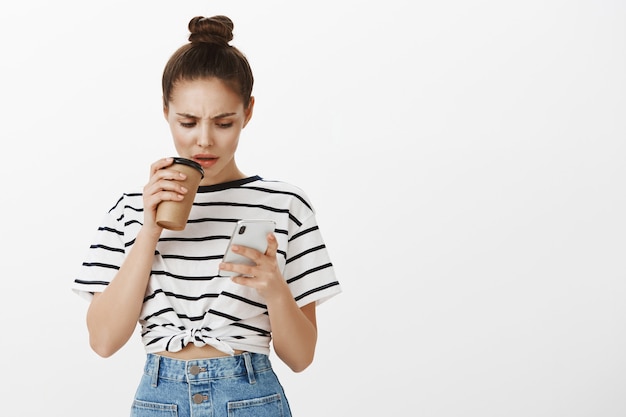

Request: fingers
left=224, top=263, right=257, bottom=279
left=219, top=245, right=260, bottom=274
left=227, top=233, right=276, bottom=264
left=220, top=233, right=278, bottom=277
left=146, top=158, right=189, bottom=200
left=264, top=233, right=278, bottom=256
left=226, top=236, right=289, bottom=298
left=151, top=158, right=188, bottom=186
left=149, top=157, right=175, bottom=176
left=142, top=158, right=190, bottom=229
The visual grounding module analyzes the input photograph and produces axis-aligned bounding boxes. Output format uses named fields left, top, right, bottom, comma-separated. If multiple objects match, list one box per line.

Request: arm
left=221, top=233, right=318, bottom=372
left=86, top=158, right=188, bottom=357
left=86, top=228, right=160, bottom=357
left=269, top=300, right=318, bottom=372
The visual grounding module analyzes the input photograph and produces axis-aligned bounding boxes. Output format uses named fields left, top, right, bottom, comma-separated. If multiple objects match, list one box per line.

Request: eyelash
left=179, top=122, right=233, bottom=128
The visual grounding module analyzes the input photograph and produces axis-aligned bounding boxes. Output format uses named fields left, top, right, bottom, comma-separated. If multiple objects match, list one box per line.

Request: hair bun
left=188, top=15, right=234, bottom=46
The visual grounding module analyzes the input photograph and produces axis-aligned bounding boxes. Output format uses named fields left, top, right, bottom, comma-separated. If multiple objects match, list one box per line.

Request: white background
left=1, top=1, right=624, bottom=416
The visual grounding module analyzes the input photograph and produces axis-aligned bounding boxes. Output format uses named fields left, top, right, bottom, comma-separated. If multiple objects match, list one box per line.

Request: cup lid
left=171, top=157, right=204, bottom=179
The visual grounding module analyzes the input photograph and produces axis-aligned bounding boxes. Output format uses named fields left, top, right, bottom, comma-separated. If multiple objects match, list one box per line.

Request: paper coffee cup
left=155, top=157, right=204, bottom=231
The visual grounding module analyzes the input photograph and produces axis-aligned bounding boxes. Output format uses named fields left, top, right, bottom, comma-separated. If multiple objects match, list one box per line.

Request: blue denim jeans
left=131, top=353, right=292, bottom=417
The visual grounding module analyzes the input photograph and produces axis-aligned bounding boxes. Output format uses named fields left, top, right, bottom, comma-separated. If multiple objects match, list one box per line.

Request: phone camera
left=238, top=225, right=246, bottom=234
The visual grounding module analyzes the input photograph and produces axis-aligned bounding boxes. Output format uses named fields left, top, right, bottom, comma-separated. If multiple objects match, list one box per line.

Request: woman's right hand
left=88, top=157, right=190, bottom=357
left=142, top=157, right=189, bottom=232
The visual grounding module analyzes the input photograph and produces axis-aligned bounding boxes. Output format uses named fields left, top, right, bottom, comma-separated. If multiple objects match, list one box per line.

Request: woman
left=72, top=15, right=341, bottom=417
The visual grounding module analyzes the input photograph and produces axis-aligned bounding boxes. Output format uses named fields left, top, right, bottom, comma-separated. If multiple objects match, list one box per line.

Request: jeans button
left=192, top=393, right=204, bottom=404
left=189, top=365, right=201, bottom=375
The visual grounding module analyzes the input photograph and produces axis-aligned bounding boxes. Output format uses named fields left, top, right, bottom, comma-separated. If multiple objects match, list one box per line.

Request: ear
left=163, top=102, right=169, bottom=120
left=242, top=96, right=255, bottom=128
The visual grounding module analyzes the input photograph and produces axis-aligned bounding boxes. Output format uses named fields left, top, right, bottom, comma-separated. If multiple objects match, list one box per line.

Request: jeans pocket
left=227, top=393, right=284, bottom=417
left=131, top=399, right=178, bottom=417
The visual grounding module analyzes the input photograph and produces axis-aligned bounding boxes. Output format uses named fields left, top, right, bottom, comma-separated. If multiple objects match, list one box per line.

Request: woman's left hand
left=219, top=233, right=290, bottom=300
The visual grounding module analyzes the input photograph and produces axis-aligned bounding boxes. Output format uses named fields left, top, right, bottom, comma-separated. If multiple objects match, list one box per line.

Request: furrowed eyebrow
left=175, top=112, right=237, bottom=120
left=210, top=112, right=237, bottom=120
left=175, top=112, right=197, bottom=119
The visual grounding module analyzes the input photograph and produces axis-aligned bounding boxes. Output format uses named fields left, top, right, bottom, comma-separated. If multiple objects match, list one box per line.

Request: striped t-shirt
left=72, top=176, right=341, bottom=356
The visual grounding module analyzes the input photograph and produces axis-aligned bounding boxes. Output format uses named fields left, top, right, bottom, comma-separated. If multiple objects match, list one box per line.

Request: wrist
left=264, top=283, right=296, bottom=309
left=137, top=224, right=163, bottom=244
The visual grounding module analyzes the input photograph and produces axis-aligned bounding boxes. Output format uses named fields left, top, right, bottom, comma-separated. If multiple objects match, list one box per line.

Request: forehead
left=169, top=78, right=244, bottom=111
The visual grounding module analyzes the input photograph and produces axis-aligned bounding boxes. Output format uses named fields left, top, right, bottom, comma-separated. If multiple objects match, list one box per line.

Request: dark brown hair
left=162, top=15, right=254, bottom=109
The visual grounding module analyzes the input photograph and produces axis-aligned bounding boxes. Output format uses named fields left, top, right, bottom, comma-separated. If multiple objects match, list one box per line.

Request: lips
left=193, top=154, right=218, bottom=168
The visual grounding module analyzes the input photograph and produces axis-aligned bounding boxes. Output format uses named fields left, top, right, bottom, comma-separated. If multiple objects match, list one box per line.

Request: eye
left=217, top=122, right=234, bottom=128
left=180, top=121, right=196, bottom=128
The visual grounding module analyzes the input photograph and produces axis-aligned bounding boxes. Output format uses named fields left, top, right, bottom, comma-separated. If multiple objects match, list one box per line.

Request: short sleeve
left=283, top=213, right=342, bottom=307
left=71, top=197, right=128, bottom=302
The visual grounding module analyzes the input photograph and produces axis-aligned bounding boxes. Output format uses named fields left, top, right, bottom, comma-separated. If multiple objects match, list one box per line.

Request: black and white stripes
left=73, top=176, right=341, bottom=355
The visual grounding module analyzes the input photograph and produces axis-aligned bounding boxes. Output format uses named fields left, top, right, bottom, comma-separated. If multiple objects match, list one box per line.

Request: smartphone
left=219, top=219, right=276, bottom=277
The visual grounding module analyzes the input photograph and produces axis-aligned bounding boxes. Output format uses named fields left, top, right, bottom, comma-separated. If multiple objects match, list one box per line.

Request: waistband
left=144, top=352, right=272, bottom=384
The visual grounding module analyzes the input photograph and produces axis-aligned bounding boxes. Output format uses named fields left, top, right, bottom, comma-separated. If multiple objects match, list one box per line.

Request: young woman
left=72, top=15, right=341, bottom=417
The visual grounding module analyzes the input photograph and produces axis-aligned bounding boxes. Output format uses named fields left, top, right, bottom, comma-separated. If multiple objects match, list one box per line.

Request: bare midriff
left=156, top=344, right=245, bottom=360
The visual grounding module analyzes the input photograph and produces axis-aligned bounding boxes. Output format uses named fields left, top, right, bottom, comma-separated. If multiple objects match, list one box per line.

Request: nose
left=197, top=123, right=213, bottom=148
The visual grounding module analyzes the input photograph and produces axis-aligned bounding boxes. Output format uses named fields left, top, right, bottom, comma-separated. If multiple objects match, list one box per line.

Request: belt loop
left=151, top=355, right=160, bottom=388
left=243, top=352, right=256, bottom=385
